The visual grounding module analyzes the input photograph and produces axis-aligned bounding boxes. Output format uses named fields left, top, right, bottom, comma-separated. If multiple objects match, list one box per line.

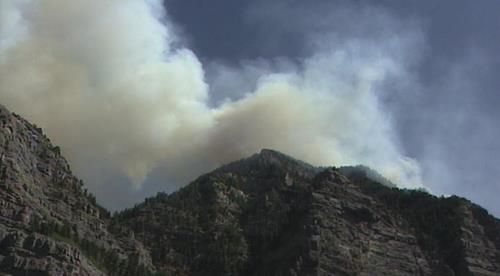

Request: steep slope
left=115, top=149, right=500, bottom=276
left=0, top=104, right=155, bottom=276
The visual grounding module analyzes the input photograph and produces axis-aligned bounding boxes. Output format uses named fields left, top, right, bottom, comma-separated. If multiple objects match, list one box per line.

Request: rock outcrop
left=1, top=104, right=499, bottom=275
left=0, top=104, right=155, bottom=275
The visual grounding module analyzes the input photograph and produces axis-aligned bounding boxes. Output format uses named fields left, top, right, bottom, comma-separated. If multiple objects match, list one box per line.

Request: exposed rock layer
left=0, top=105, right=154, bottom=275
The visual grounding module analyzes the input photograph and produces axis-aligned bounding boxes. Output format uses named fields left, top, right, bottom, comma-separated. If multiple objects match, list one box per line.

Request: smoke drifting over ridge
left=1, top=0, right=424, bottom=208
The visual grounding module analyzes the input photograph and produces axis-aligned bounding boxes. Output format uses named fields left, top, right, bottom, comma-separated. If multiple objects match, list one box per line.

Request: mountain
left=0, top=105, right=155, bottom=275
left=1, top=104, right=499, bottom=275
left=115, top=150, right=500, bottom=276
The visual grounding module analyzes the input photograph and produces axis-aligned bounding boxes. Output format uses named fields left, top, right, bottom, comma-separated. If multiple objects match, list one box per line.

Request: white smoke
left=0, top=0, right=424, bottom=207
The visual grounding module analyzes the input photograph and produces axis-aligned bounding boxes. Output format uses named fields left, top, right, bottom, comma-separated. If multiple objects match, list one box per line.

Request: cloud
left=1, top=0, right=424, bottom=209
left=1, top=0, right=212, bottom=187
left=403, top=49, right=500, bottom=216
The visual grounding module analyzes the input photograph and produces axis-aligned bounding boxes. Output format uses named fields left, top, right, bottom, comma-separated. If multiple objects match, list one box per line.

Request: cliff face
left=0, top=104, right=499, bottom=276
left=0, top=105, right=154, bottom=275
left=116, top=150, right=500, bottom=276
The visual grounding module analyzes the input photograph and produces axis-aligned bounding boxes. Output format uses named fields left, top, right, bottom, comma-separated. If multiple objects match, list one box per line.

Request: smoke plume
left=0, top=0, right=424, bottom=208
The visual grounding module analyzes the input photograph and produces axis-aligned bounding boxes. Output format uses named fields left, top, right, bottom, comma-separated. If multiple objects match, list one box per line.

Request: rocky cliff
left=115, top=150, right=500, bottom=276
left=0, top=104, right=499, bottom=276
left=0, top=105, right=155, bottom=275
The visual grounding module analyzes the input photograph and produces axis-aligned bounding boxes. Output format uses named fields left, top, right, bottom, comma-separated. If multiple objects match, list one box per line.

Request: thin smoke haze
left=1, top=0, right=424, bottom=209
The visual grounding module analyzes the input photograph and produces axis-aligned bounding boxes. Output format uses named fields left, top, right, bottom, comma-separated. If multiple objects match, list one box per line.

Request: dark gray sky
left=163, top=0, right=500, bottom=216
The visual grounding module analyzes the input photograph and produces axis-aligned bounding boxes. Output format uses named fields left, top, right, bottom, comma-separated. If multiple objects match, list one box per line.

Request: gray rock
left=0, top=104, right=154, bottom=276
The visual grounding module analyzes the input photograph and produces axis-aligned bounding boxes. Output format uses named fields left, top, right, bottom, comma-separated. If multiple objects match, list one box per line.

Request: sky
left=0, top=0, right=498, bottom=216
left=163, top=0, right=500, bottom=216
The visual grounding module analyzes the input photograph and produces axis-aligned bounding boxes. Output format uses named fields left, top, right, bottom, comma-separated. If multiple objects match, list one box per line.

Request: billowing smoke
left=0, top=0, right=424, bottom=208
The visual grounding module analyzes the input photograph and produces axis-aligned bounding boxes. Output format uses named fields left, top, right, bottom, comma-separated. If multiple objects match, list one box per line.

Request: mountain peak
left=117, top=147, right=500, bottom=275
left=214, top=148, right=319, bottom=180
left=258, top=148, right=290, bottom=158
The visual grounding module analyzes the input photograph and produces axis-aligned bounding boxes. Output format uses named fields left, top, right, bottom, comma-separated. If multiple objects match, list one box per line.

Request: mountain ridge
left=0, top=104, right=499, bottom=275
left=0, top=104, right=155, bottom=275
